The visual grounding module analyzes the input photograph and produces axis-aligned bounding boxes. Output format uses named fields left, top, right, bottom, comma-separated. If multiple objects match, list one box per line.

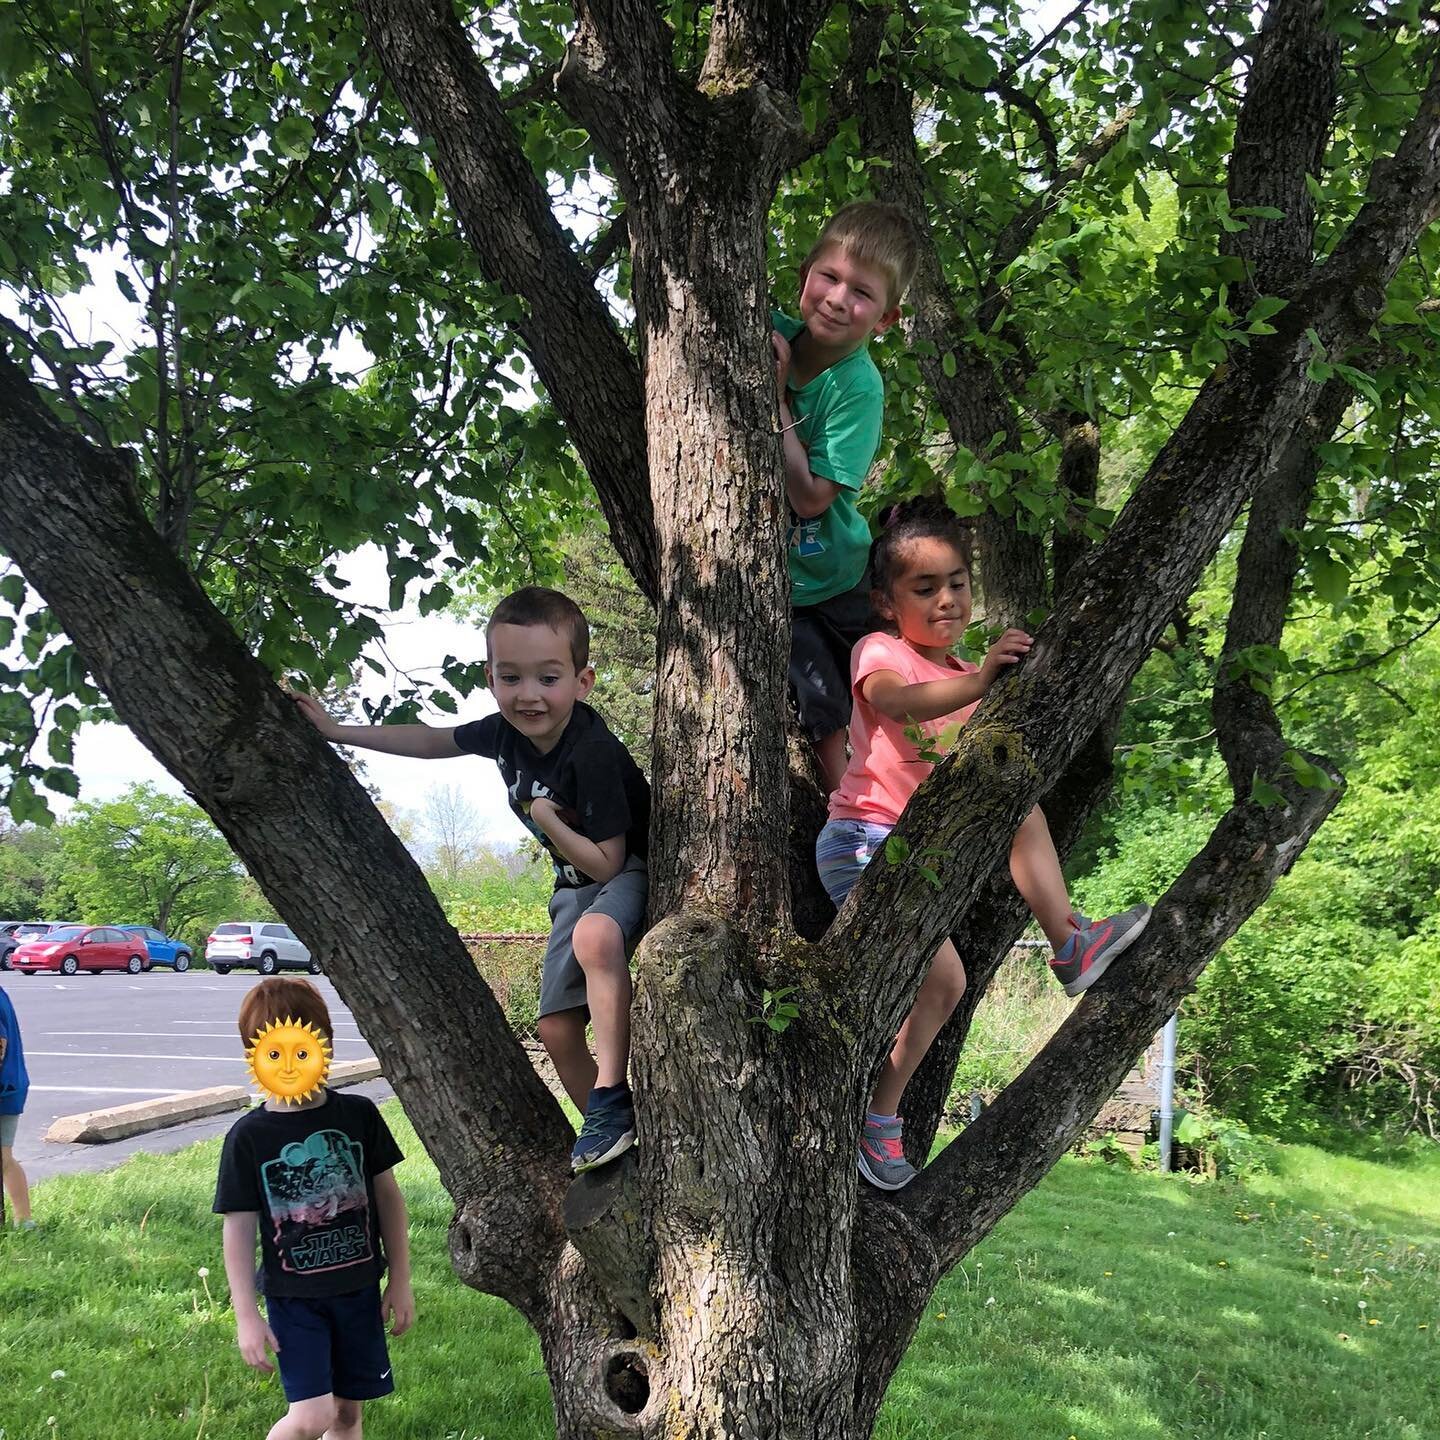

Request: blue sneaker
left=571, top=1088, right=636, bottom=1173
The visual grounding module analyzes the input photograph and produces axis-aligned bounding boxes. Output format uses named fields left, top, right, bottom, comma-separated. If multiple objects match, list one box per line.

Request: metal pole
left=1157, top=1012, right=1179, bottom=1173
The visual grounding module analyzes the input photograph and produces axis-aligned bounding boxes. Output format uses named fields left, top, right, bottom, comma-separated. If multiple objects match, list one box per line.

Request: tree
left=50, top=783, right=246, bottom=939
left=0, top=816, right=57, bottom=919
left=3, top=3, right=1439, bottom=1436
left=422, top=781, right=485, bottom=881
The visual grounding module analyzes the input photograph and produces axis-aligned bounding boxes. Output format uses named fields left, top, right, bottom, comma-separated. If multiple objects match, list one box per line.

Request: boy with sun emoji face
left=215, top=978, right=414, bottom=1440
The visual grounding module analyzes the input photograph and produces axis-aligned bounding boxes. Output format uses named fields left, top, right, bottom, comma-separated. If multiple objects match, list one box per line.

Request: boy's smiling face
left=486, top=621, right=595, bottom=753
left=797, top=245, right=901, bottom=357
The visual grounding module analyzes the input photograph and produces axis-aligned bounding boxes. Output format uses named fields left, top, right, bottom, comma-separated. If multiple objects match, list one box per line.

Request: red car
left=10, top=924, right=150, bottom=976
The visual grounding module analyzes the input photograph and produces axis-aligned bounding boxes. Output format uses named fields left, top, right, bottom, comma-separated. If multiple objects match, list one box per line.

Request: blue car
left=119, top=925, right=194, bottom=972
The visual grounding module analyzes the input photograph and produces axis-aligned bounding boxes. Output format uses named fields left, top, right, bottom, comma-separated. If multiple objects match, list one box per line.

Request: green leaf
left=1309, top=550, right=1349, bottom=606
left=41, top=766, right=79, bottom=797
left=273, top=115, right=314, bottom=160
left=1251, top=777, right=1285, bottom=808
left=884, top=834, right=911, bottom=865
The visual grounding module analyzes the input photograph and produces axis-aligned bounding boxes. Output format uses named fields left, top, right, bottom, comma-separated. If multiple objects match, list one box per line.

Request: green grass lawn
left=3, top=1112, right=1436, bottom=1440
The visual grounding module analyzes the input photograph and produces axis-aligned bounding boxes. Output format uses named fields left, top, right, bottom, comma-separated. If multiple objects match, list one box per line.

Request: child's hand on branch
left=290, top=690, right=339, bottom=739
left=980, top=628, right=1033, bottom=686
left=771, top=329, right=792, bottom=399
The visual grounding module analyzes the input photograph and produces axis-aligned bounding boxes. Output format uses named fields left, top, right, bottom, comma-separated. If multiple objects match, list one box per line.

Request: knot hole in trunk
left=604, top=1346, right=650, bottom=1414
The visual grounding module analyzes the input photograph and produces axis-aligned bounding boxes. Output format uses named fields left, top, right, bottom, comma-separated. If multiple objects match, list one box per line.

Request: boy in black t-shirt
left=294, top=586, right=649, bottom=1174
left=215, top=978, right=414, bottom=1440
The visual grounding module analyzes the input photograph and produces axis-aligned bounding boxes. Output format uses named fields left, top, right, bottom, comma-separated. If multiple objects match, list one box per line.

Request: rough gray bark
left=4, top=4, right=1440, bottom=1438
left=358, top=0, right=659, bottom=602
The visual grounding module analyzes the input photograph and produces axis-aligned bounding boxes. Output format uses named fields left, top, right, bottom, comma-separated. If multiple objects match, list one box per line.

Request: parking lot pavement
left=1, top=970, right=391, bottom=1181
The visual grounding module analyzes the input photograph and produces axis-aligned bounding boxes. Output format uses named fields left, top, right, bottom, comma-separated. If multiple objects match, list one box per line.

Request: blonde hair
left=805, top=201, right=920, bottom=310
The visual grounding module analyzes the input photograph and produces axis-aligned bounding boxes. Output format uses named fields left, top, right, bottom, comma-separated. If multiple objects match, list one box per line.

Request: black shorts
left=789, top=573, right=878, bottom=739
left=267, top=1284, right=394, bottom=1403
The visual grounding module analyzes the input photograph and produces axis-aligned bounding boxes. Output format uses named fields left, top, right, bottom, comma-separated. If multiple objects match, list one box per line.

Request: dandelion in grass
left=50, top=1370, right=65, bottom=1381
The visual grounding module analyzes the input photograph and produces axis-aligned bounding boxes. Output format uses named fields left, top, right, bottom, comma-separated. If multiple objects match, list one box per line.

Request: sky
left=62, top=544, right=530, bottom=851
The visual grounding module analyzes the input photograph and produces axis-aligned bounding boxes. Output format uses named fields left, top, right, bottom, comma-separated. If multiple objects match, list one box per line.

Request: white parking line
left=30, top=1085, right=186, bottom=1096
left=28, top=1050, right=245, bottom=1062
left=46, top=1032, right=371, bottom=1042
left=171, top=1019, right=360, bottom=1028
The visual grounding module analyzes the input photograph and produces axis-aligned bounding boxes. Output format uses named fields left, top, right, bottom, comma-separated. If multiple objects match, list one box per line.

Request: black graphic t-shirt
left=454, top=702, right=650, bottom=889
left=213, top=1090, right=403, bottom=1298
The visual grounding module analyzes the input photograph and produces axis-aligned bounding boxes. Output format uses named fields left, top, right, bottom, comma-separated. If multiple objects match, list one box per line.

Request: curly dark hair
left=868, top=497, right=973, bottom=600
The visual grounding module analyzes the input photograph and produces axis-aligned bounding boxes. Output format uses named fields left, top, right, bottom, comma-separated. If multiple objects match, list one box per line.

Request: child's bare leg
left=267, top=1397, right=335, bottom=1440
left=869, top=940, right=967, bottom=1117
left=572, top=913, right=632, bottom=1089
left=1009, top=806, right=1076, bottom=950
left=325, top=1397, right=363, bottom=1440
left=815, top=728, right=849, bottom=793
left=536, top=1010, right=597, bottom=1111
left=1, top=1145, right=31, bottom=1223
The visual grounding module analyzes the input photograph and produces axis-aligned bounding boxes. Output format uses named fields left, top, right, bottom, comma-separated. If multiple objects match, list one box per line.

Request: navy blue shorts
left=790, top=573, right=878, bottom=739
left=266, top=1284, right=394, bottom=1403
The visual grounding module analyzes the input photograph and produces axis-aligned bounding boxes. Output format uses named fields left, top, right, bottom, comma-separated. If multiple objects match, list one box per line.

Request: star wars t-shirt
left=213, top=1090, right=403, bottom=1298
left=453, top=702, right=649, bottom=890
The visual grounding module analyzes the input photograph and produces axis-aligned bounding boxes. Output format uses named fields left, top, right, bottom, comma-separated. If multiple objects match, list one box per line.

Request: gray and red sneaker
left=1050, top=905, right=1151, bottom=998
left=858, top=1115, right=918, bottom=1191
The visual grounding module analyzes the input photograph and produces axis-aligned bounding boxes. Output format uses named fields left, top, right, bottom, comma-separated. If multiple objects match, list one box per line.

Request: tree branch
left=0, top=352, right=574, bottom=1319
left=357, top=0, right=659, bottom=602
left=853, top=6, right=1046, bottom=625
left=1221, top=0, right=1341, bottom=306
left=701, top=1, right=836, bottom=94
left=905, top=760, right=1343, bottom=1268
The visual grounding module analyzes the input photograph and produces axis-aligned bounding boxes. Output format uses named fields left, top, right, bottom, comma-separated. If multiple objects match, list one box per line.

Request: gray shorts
left=540, top=856, right=649, bottom=1018
left=0, top=1113, right=18, bottom=1147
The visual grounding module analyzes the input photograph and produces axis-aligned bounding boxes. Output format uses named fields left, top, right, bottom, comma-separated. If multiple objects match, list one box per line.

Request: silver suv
left=205, top=922, right=320, bottom=976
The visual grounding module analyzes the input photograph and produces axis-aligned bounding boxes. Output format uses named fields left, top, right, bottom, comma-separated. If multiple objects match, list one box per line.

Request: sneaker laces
left=577, top=1097, right=629, bottom=1145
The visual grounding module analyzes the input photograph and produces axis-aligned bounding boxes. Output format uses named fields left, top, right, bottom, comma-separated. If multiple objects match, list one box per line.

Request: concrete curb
left=44, top=1059, right=384, bottom=1144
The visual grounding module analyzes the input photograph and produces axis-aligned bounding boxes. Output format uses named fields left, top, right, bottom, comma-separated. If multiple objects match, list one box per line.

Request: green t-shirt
left=773, top=310, right=883, bottom=606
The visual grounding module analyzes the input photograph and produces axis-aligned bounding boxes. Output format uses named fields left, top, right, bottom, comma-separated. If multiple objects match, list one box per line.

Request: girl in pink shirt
left=816, top=501, right=1151, bottom=1191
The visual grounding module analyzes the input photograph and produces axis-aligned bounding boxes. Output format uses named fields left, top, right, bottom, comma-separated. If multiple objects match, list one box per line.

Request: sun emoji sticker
left=246, top=1017, right=332, bottom=1104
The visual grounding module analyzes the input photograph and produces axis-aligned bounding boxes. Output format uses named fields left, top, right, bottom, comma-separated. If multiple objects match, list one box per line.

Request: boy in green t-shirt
left=771, top=201, right=920, bottom=790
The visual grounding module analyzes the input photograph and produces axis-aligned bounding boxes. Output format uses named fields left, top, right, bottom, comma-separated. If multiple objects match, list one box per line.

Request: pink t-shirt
left=828, top=631, right=982, bottom=827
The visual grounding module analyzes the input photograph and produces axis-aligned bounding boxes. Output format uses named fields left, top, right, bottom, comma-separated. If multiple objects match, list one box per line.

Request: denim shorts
left=815, top=818, right=894, bottom=905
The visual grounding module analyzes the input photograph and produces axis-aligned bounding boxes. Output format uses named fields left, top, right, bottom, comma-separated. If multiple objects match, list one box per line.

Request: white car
left=205, top=922, right=320, bottom=976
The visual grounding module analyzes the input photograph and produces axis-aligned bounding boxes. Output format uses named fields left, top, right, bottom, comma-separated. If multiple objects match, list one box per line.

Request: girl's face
left=877, top=535, right=972, bottom=656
